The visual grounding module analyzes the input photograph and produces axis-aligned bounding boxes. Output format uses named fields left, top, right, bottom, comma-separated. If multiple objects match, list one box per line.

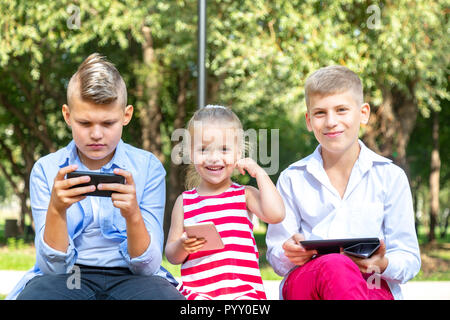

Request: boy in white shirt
left=266, top=65, right=421, bottom=300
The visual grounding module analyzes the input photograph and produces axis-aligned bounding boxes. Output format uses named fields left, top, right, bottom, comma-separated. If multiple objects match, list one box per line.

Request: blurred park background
left=0, top=0, right=448, bottom=285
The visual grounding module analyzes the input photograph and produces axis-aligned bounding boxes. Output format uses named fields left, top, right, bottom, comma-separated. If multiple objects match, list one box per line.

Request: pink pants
left=282, top=254, right=394, bottom=300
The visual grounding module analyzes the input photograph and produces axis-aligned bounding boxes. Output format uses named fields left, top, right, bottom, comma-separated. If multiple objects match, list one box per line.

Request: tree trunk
left=5, top=219, right=19, bottom=238
left=0, top=124, right=35, bottom=235
left=412, top=176, right=421, bottom=236
left=440, top=209, right=449, bottom=239
left=164, top=71, right=189, bottom=244
left=428, top=111, right=440, bottom=242
left=138, top=25, right=164, bottom=162
left=363, top=86, right=418, bottom=177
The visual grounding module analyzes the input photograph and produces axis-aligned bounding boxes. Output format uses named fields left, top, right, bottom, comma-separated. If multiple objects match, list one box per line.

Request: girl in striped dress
left=165, top=105, right=285, bottom=300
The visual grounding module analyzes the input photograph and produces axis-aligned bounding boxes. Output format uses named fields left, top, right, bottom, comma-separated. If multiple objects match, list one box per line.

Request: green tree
left=0, top=0, right=200, bottom=233
left=0, top=0, right=447, bottom=240
left=408, top=98, right=450, bottom=241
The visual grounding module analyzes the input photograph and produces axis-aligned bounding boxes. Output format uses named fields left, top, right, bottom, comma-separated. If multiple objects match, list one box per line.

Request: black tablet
left=300, top=237, right=380, bottom=258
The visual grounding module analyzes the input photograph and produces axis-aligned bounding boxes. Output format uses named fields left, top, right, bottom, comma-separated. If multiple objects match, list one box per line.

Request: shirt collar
left=57, top=139, right=128, bottom=170
left=356, top=139, right=392, bottom=173
left=289, top=139, right=391, bottom=172
left=288, top=139, right=392, bottom=199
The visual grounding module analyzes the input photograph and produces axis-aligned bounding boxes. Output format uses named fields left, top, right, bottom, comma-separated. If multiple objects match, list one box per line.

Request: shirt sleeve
left=381, top=166, right=421, bottom=284
left=266, top=170, right=302, bottom=276
left=119, top=155, right=166, bottom=276
left=30, top=161, right=77, bottom=274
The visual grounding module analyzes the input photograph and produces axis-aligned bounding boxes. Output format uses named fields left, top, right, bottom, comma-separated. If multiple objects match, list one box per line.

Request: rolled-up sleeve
left=119, top=233, right=161, bottom=275
left=36, top=230, right=77, bottom=274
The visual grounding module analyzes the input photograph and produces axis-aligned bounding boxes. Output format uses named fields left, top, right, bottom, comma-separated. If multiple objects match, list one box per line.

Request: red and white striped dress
left=179, top=183, right=266, bottom=300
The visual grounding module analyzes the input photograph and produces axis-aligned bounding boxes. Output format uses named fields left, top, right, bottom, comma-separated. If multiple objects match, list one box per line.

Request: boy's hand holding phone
left=55, top=166, right=148, bottom=258
left=57, top=166, right=140, bottom=222
left=97, top=168, right=140, bottom=222
left=45, top=164, right=94, bottom=252
left=49, top=164, right=94, bottom=213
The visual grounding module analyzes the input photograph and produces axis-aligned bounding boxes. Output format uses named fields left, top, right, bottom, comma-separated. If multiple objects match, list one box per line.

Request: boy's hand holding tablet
left=283, top=233, right=388, bottom=273
left=282, top=233, right=318, bottom=266
left=343, top=240, right=389, bottom=274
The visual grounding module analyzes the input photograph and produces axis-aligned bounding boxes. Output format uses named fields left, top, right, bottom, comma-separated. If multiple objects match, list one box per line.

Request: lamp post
left=198, top=0, right=206, bottom=109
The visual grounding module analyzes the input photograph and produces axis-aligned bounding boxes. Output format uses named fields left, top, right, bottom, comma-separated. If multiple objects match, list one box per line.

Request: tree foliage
left=0, top=0, right=447, bottom=239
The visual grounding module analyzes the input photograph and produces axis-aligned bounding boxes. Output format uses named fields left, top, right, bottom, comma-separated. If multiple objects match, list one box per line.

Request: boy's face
left=305, top=91, right=370, bottom=157
left=62, top=95, right=133, bottom=170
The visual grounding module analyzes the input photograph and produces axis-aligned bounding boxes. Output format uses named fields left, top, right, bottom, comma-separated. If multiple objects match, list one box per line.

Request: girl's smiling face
left=190, top=121, right=242, bottom=191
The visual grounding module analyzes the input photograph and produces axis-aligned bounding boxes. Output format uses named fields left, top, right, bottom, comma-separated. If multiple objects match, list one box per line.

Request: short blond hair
left=304, top=65, right=363, bottom=108
left=67, top=53, right=127, bottom=107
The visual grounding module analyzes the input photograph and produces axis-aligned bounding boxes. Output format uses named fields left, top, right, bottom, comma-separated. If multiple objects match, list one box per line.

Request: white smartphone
left=184, top=222, right=224, bottom=251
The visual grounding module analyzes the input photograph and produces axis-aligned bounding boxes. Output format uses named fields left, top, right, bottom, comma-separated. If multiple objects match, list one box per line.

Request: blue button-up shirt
left=7, top=139, right=176, bottom=299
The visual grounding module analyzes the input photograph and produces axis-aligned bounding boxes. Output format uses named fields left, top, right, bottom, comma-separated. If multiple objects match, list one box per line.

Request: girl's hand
left=282, top=233, right=318, bottom=266
left=235, top=158, right=266, bottom=178
left=239, top=158, right=285, bottom=224
left=181, top=232, right=206, bottom=254
left=342, top=239, right=389, bottom=273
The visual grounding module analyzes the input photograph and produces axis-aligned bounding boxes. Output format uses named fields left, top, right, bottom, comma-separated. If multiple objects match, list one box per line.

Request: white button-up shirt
left=266, top=140, right=421, bottom=299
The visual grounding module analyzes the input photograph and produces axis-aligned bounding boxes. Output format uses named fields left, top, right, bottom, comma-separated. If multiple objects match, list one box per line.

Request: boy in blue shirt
left=8, top=53, right=183, bottom=300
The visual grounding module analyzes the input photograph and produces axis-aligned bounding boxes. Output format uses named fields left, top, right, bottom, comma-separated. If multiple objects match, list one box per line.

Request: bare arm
left=236, top=158, right=285, bottom=224
left=165, top=195, right=206, bottom=265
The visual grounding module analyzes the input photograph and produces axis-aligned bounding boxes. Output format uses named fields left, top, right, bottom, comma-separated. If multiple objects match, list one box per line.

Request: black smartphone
left=67, top=171, right=125, bottom=197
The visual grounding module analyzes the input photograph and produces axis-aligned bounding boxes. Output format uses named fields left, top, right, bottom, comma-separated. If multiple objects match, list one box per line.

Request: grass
left=0, top=229, right=282, bottom=280
left=0, top=226, right=448, bottom=281
left=0, top=238, right=36, bottom=270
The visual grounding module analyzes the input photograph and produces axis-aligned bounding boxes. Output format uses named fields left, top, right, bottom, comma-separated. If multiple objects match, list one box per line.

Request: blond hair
left=184, top=105, right=246, bottom=190
left=67, top=53, right=127, bottom=107
left=304, top=65, right=363, bottom=108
